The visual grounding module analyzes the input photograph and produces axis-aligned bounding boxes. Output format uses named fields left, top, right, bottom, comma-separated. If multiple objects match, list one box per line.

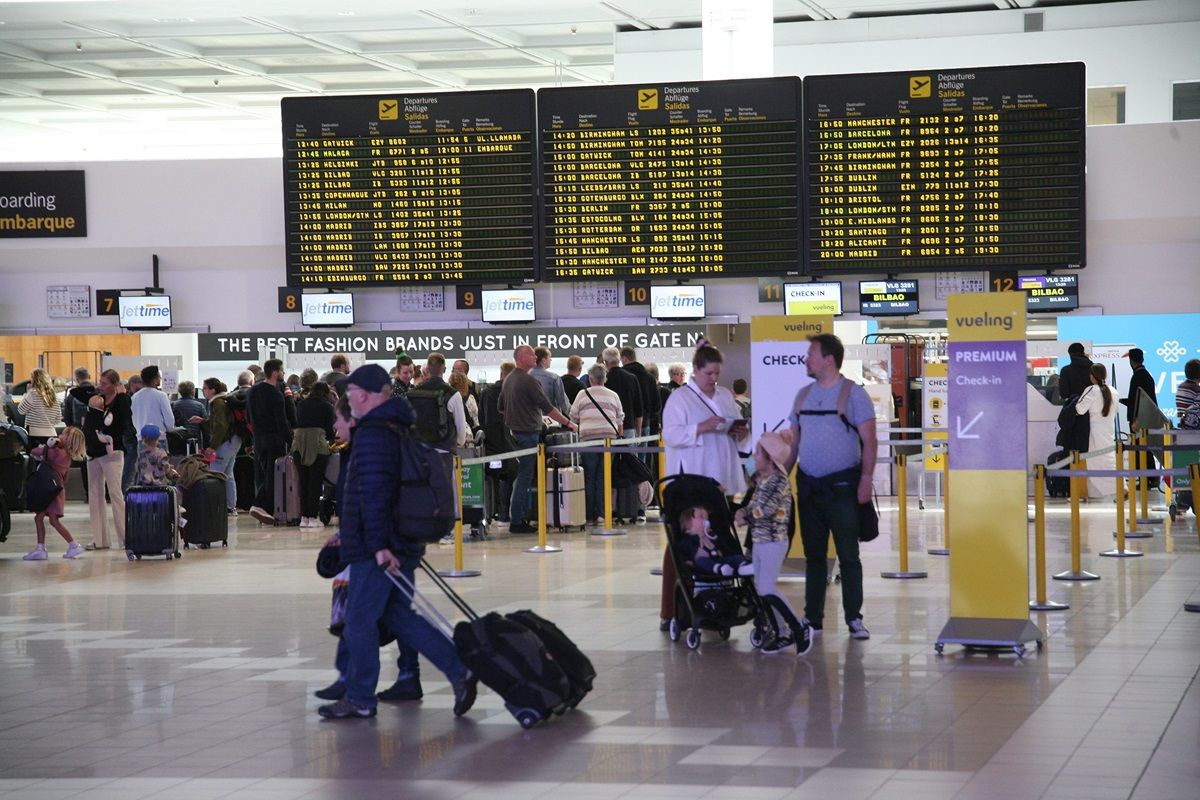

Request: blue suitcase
left=125, top=485, right=181, bottom=561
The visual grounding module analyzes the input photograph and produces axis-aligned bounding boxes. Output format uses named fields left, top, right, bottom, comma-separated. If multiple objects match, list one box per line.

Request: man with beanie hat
left=1058, top=343, right=1093, bottom=403
left=318, top=363, right=476, bottom=720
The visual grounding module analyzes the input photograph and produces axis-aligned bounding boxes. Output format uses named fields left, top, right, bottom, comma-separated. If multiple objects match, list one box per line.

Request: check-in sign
left=947, top=341, right=1027, bottom=470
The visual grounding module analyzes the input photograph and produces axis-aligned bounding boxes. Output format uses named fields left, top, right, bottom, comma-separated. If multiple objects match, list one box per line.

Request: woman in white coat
left=1075, top=363, right=1117, bottom=498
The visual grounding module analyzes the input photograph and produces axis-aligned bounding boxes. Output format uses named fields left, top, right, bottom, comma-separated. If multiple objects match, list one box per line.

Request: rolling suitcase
left=181, top=477, right=228, bottom=549
left=125, top=485, right=180, bottom=560
left=234, top=454, right=256, bottom=511
left=273, top=454, right=302, bottom=526
left=613, top=483, right=639, bottom=521
left=0, top=455, right=31, bottom=512
left=505, top=609, right=595, bottom=710
left=458, top=444, right=489, bottom=539
left=546, top=466, right=586, bottom=530
left=1046, top=450, right=1071, bottom=497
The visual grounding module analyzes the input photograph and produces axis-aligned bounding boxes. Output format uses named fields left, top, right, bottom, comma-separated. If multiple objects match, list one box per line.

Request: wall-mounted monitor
left=858, top=280, right=919, bottom=317
left=784, top=281, right=842, bottom=316
left=650, top=285, right=706, bottom=320
left=301, top=292, right=355, bottom=327
left=1020, top=274, right=1079, bottom=312
left=482, top=288, right=536, bottom=324
left=118, top=295, right=172, bottom=330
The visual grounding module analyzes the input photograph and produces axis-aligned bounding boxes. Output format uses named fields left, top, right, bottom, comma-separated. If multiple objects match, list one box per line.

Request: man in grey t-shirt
left=787, top=333, right=877, bottom=641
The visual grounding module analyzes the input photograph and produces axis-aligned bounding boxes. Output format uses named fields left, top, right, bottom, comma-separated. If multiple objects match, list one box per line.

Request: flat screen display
left=481, top=288, right=535, bottom=323
left=650, top=285, right=706, bottom=320
left=805, top=62, right=1086, bottom=273
left=1020, top=273, right=1079, bottom=312
left=118, top=295, right=172, bottom=330
left=301, top=292, right=355, bottom=327
left=538, top=77, right=802, bottom=281
left=859, top=280, right=919, bottom=316
left=784, top=281, right=843, bottom=316
left=282, top=89, right=537, bottom=286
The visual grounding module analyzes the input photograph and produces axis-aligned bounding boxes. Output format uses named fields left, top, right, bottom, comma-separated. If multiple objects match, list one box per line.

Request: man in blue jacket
left=318, top=364, right=477, bottom=720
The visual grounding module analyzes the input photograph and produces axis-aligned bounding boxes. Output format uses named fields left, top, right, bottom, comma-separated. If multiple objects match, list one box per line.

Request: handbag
left=24, top=452, right=63, bottom=514
left=582, top=389, right=654, bottom=488
left=858, top=496, right=880, bottom=543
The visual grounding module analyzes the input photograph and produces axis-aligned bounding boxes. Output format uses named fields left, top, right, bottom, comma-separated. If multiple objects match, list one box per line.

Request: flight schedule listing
left=282, top=90, right=536, bottom=286
left=805, top=62, right=1085, bottom=273
left=538, top=78, right=802, bottom=280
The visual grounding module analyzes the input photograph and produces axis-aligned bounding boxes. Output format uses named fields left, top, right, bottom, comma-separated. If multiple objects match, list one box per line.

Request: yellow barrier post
left=928, top=448, right=950, bottom=555
left=1054, top=452, right=1099, bottom=581
left=525, top=444, right=561, bottom=553
left=1188, top=465, right=1200, bottom=613
left=1136, top=432, right=1163, bottom=526
left=1031, top=464, right=1068, bottom=610
left=1125, top=440, right=1153, bottom=538
left=883, top=452, right=927, bottom=579
left=1102, top=444, right=1141, bottom=559
left=1163, top=431, right=1174, bottom=512
left=592, top=437, right=625, bottom=537
left=439, top=454, right=482, bottom=578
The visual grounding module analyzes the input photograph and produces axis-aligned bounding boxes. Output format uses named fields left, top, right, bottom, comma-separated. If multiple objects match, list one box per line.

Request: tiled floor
left=0, top=495, right=1197, bottom=799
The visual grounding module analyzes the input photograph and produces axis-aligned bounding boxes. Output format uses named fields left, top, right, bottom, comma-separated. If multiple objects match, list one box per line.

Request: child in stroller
left=660, top=473, right=767, bottom=651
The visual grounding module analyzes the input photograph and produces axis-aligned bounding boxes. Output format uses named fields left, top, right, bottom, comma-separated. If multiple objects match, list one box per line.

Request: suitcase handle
left=381, top=566, right=458, bottom=642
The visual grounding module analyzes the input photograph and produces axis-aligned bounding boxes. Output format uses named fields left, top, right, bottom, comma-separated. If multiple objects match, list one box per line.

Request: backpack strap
left=795, top=378, right=863, bottom=449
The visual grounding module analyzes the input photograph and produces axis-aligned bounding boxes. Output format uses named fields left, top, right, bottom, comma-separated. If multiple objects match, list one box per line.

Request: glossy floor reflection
left=0, top=497, right=1198, bottom=799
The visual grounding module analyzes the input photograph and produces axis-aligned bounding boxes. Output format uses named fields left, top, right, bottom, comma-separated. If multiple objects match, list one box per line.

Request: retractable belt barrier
left=878, top=440, right=947, bottom=580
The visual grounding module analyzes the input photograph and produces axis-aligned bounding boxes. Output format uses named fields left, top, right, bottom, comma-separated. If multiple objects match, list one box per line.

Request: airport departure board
left=282, top=90, right=537, bottom=286
left=805, top=63, right=1085, bottom=273
left=538, top=78, right=802, bottom=281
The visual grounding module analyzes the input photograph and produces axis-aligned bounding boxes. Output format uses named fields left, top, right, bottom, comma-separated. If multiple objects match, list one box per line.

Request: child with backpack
left=23, top=427, right=87, bottom=561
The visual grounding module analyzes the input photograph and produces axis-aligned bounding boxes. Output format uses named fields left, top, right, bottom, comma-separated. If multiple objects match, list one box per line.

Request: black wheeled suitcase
left=506, top=609, right=595, bottom=710
left=613, top=483, right=640, bottom=521
left=125, top=485, right=180, bottom=560
left=0, top=455, right=30, bottom=512
left=1046, top=450, right=1071, bottom=497
left=182, top=477, right=228, bottom=549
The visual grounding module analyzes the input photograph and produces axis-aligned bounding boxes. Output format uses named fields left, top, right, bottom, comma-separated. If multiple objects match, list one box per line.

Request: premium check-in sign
left=947, top=340, right=1027, bottom=470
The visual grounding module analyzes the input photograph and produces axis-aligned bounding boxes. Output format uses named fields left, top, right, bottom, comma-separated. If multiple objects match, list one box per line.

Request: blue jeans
left=334, top=636, right=415, bottom=684
left=581, top=450, right=603, bottom=521
left=344, top=558, right=464, bottom=708
left=212, top=435, right=241, bottom=510
left=508, top=431, right=540, bottom=527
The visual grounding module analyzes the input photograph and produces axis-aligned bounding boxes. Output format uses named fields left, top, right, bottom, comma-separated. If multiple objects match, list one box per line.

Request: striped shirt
left=569, top=385, right=625, bottom=441
left=1177, top=379, right=1200, bottom=428
left=18, top=392, right=62, bottom=436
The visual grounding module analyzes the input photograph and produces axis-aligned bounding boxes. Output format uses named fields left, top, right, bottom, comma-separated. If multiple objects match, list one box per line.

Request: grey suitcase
left=546, top=466, right=587, bottom=530
left=613, top=483, right=639, bottom=522
left=273, top=454, right=302, bottom=526
left=544, top=431, right=580, bottom=469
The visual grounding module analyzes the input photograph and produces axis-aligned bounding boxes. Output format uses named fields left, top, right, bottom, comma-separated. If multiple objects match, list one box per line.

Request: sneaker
left=635, top=515, right=647, bottom=524
left=848, top=619, right=870, bottom=640
left=299, top=517, right=311, bottom=528
left=761, top=635, right=794, bottom=654
left=227, top=508, right=240, bottom=517
left=659, top=618, right=670, bottom=632
left=801, top=616, right=823, bottom=636
left=794, top=622, right=814, bottom=656
left=508, top=522, right=536, bottom=534
left=317, top=698, right=376, bottom=719
left=63, top=542, right=84, bottom=559
left=84, top=543, right=110, bottom=551
left=438, top=533, right=455, bottom=545
left=377, top=677, right=423, bottom=702
left=452, top=672, right=478, bottom=716
left=248, top=506, right=273, bottom=524
left=309, top=519, right=325, bottom=531
left=314, top=681, right=346, bottom=701
left=22, top=545, right=48, bottom=561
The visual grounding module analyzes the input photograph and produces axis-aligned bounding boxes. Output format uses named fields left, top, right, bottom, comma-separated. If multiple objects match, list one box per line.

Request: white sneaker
left=309, top=519, right=324, bottom=530
left=848, top=619, right=870, bottom=640
left=248, top=506, right=273, bottom=524
left=63, top=542, right=84, bottom=559
left=23, top=545, right=48, bottom=561
left=299, top=517, right=311, bottom=528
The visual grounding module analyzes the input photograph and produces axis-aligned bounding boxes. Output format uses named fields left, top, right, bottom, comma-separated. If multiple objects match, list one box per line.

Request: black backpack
left=24, top=455, right=63, bottom=514
left=406, top=383, right=456, bottom=447
left=1056, top=393, right=1090, bottom=452
left=225, top=388, right=253, bottom=440
left=359, top=419, right=458, bottom=543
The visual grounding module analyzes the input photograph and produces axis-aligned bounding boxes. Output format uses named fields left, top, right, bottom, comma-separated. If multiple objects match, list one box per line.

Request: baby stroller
left=660, top=472, right=772, bottom=651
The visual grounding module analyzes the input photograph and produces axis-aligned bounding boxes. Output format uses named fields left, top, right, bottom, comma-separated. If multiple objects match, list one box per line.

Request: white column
left=701, top=0, right=774, bottom=80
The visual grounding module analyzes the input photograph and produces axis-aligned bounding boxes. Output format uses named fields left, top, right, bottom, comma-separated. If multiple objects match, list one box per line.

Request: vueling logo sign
left=953, top=311, right=1015, bottom=332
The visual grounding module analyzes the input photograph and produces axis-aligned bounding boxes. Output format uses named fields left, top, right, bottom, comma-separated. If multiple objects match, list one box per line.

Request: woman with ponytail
left=1075, top=363, right=1117, bottom=498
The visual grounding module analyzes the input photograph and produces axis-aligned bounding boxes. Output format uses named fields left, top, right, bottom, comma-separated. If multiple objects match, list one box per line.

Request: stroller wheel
left=750, top=627, right=766, bottom=649
left=718, top=628, right=731, bottom=641
left=668, top=617, right=680, bottom=643
left=685, top=629, right=701, bottom=650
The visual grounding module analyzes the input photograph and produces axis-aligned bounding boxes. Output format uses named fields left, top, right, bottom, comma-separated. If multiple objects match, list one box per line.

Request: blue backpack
left=359, top=419, right=458, bottom=543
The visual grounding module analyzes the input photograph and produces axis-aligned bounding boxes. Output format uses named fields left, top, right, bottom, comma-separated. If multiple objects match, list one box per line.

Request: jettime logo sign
left=650, top=286, right=705, bottom=319
left=303, top=298, right=354, bottom=326
left=118, top=297, right=172, bottom=328
left=482, top=289, right=536, bottom=322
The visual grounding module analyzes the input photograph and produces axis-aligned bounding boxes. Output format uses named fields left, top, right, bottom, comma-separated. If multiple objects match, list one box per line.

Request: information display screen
left=805, top=63, right=1085, bottom=273
left=784, top=281, right=842, bottom=316
left=481, top=288, right=536, bottom=323
left=118, top=295, right=172, bottom=330
left=282, top=90, right=537, bottom=287
left=1020, top=273, right=1078, bottom=312
left=301, top=292, right=355, bottom=327
left=859, top=280, right=919, bottom=316
left=650, top=285, right=706, bottom=320
left=538, top=78, right=802, bottom=281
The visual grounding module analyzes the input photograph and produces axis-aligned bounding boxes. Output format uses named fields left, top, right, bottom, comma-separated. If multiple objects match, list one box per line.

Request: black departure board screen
left=805, top=62, right=1085, bottom=273
left=538, top=78, right=802, bottom=281
left=859, top=279, right=919, bottom=316
left=1020, top=273, right=1079, bottom=312
left=282, top=90, right=537, bottom=286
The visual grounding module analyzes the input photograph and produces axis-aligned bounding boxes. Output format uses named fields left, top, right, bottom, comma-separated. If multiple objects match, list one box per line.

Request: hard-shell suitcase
left=234, top=454, right=255, bottom=511
left=613, top=482, right=640, bottom=521
left=0, top=455, right=31, bottom=512
left=1046, top=450, right=1071, bottom=497
left=546, top=466, right=586, bottom=530
left=273, top=454, right=301, bottom=526
left=125, top=485, right=180, bottom=560
left=182, top=477, right=228, bottom=548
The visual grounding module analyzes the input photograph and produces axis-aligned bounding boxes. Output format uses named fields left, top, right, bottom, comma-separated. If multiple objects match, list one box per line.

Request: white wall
left=616, top=0, right=1200, bottom=125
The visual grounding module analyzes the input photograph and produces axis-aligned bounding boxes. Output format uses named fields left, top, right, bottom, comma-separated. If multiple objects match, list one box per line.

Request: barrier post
left=1127, top=449, right=1141, bottom=536
left=1031, top=464, right=1068, bottom=610
left=592, top=437, right=625, bottom=537
left=525, top=444, right=561, bottom=554
left=928, top=448, right=949, bottom=556
left=1136, top=432, right=1163, bottom=525
left=439, top=454, right=482, bottom=578
left=1187, top=464, right=1200, bottom=614
left=1102, top=443, right=1141, bottom=559
left=1054, top=452, right=1099, bottom=581
left=883, top=452, right=927, bottom=579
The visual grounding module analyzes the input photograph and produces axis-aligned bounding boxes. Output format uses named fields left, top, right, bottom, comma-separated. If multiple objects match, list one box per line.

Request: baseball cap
left=140, top=424, right=161, bottom=440
left=345, top=363, right=391, bottom=393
